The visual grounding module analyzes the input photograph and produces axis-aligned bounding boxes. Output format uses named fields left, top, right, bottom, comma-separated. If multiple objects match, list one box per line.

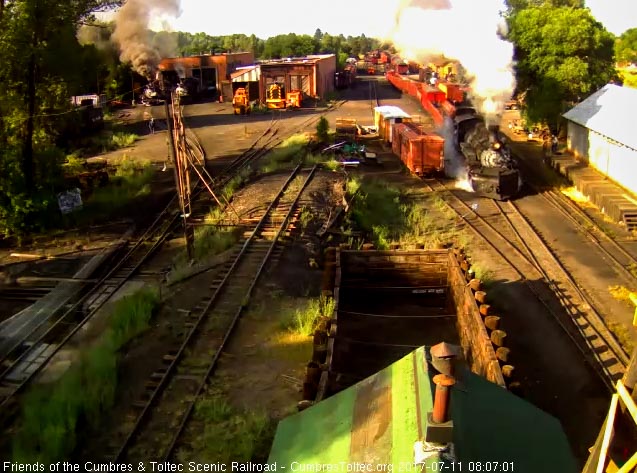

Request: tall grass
left=345, top=178, right=465, bottom=250
left=82, top=155, right=154, bottom=215
left=12, top=287, right=159, bottom=462
left=110, top=132, right=138, bottom=150
left=259, top=134, right=310, bottom=174
left=305, top=153, right=341, bottom=171
left=284, top=295, right=335, bottom=336
left=177, top=394, right=273, bottom=463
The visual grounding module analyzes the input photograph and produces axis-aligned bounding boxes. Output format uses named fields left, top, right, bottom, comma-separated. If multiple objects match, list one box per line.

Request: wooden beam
left=596, top=393, right=619, bottom=473
left=616, top=380, right=637, bottom=425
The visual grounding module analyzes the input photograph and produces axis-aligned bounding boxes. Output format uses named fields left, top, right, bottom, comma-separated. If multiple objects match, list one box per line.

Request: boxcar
left=392, top=123, right=445, bottom=176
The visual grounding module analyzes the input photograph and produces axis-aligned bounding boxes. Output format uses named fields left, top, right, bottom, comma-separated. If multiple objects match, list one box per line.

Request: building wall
left=568, top=120, right=637, bottom=196
left=159, top=52, right=254, bottom=92
left=315, top=55, right=336, bottom=98
left=588, top=130, right=637, bottom=196
left=566, top=121, right=589, bottom=159
left=260, top=64, right=317, bottom=101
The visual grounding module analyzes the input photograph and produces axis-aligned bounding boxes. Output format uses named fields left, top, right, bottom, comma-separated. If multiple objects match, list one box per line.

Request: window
left=290, top=75, right=310, bottom=93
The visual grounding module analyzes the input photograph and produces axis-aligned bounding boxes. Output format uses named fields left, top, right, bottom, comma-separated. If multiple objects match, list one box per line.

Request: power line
left=18, top=85, right=148, bottom=121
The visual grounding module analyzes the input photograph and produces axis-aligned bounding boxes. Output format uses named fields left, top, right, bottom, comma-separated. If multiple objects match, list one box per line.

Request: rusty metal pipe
left=432, top=374, right=456, bottom=424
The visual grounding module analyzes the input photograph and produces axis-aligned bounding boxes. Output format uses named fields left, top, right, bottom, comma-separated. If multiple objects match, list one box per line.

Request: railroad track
left=0, top=200, right=179, bottom=424
left=0, top=99, right=342, bottom=432
left=101, top=164, right=317, bottom=463
left=513, top=149, right=637, bottom=287
left=538, top=190, right=637, bottom=287
left=426, top=179, right=629, bottom=390
left=0, top=108, right=271, bottom=427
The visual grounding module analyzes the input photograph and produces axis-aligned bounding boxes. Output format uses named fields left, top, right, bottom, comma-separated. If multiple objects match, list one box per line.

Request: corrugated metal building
left=158, top=52, right=254, bottom=95
left=259, top=54, right=336, bottom=101
left=563, top=84, right=637, bottom=195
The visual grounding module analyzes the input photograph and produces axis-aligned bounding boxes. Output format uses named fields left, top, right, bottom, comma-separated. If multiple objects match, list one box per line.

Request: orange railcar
left=392, top=123, right=445, bottom=176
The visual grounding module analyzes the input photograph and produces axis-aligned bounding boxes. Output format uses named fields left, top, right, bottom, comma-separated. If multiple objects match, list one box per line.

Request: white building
left=563, top=84, right=637, bottom=195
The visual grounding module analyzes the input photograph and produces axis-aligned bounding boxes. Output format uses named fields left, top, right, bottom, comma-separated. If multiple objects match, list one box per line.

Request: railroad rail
left=0, top=99, right=343, bottom=432
left=102, top=164, right=317, bottom=463
left=514, top=149, right=637, bottom=288
left=0, top=109, right=267, bottom=426
left=539, top=190, right=637, bottom=287
left=425, top=179, right=629, bottom=391
left=0, top=201, right=179, bottom=424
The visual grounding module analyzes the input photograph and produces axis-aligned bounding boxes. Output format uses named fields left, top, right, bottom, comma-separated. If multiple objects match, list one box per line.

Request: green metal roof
left=268, top=346, right=577, bottom=473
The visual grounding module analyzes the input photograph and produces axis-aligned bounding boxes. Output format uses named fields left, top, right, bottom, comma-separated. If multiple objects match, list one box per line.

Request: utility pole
left=164, top=95, right=195, bottom=261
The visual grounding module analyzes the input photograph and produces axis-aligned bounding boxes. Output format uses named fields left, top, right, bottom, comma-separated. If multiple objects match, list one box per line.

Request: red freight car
left=392, top=123, right=445, bottom=176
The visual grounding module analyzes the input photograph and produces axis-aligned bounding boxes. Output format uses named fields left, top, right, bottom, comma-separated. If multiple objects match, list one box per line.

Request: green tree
left=0, top=0, right=122, bottom=234
left=615, top=28, right=637, bottom=65
left=508, top=5, right=615, bottom=127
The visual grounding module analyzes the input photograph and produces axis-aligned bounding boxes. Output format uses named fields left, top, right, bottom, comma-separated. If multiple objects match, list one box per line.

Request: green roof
left=268, top=346, right=577, bottom=472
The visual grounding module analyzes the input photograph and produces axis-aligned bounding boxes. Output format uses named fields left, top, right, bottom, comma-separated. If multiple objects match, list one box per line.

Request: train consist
left=378, top=73, right=523, bottom=200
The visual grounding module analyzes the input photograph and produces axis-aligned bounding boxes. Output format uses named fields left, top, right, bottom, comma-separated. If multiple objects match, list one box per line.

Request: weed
left=177, top=394, right=274, bottom=463
left=222, top=168, right=250, bottom=202
left=110, top=132, right=138, bottom=149
left=80, top=155, right=154, bottom=218
left=629, top=263, right=637, bottom=280
left=608, top=285, right=634, bottom=302
left=62, top=153, right=86, bottom=175
left=299, top=206, right=313, bottom=230
left=107, top=287, right=160, bottom=348
left=468, top=261, right=496, bottom=287
left=12, top=287, right=159, bottom=462
left=259, top=134, right=310, bottom=174
left=346, top=177, right=361, bottom=196
left=284, top=295, right=335, bottom=336
left=192, top=227, right=240, bottom=261
left=608, top=320, right=635, bottom=353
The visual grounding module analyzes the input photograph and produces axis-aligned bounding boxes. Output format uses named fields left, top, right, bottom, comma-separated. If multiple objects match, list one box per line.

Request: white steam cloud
left=390, top=0, right=515, bottom=122
left=111, top=0, right=182, bottom=79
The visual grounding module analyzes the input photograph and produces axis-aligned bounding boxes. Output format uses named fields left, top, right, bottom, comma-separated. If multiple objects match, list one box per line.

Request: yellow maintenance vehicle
left=232, top=87, right=251, bottom=115
left=266, top=83, right=286, bottom=109
left=286, top=90, right=302, bottom=109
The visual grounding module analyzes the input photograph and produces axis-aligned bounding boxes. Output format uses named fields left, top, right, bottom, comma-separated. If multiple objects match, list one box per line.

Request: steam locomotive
left=453, top=108, right=522, bottom=200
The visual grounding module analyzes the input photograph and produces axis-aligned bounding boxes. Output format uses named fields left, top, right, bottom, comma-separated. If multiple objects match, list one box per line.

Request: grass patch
left=299, top=206, right=313, bottom=231
left=608, top=320, right=635, bottom=353
left=628, top=263, right=637, bottom=280
left=222, top=167, right=251, bottom=202
left=259, top=134, right=310, bottom=174
left=345, top=179, right=467, bottom=250
left=12, top=287, right=160, bottom=462
left=305, top=152, right=342, bottom=171
left=110, top=132, right=138, bottom=150
left=282, top=294, right=335, bottom=336
left=177, top=392, right=274, bottom=463
left=467, top=261, right=496, bottom=287
left=609, top=285, right=634, bottom=302
left=79, top=155, right=154, bottom=217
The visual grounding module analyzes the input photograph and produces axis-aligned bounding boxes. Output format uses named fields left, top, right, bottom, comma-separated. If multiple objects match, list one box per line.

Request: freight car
left=374, top=106, right=412, bottom=143
left=392, top=122, right=444, bottom=176
left=454, top=111, right=522, bottom=200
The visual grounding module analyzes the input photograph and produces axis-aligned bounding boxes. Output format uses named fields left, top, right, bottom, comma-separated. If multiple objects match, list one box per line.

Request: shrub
left=316, top=116, right=329, bottom=142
